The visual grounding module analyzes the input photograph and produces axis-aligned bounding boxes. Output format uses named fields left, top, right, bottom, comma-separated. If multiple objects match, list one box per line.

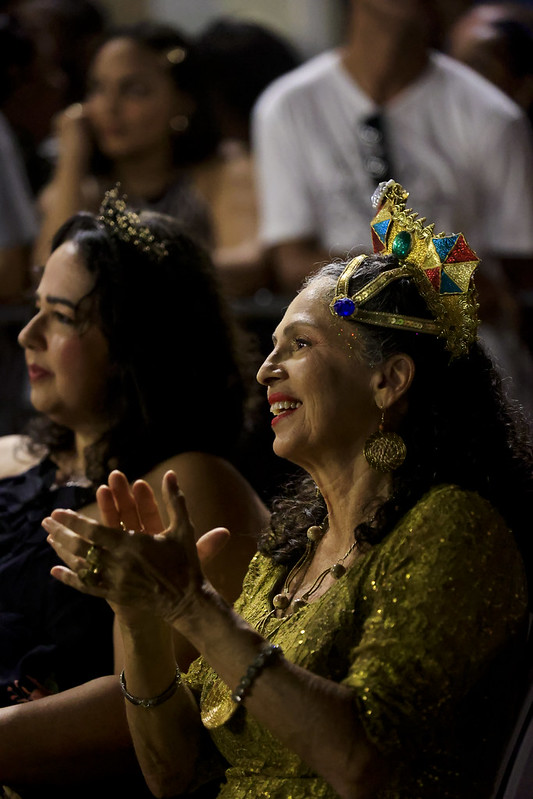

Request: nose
left=256, top=347, right=284, bottom=386
left=89, top=87, right=120, bottom=119
left=104, top=89, right=121, bottom=115
left=18, top=312, right=45, bottom=351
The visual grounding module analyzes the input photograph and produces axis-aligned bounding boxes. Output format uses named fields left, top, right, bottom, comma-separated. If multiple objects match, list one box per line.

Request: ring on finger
left=78, top=564, right=104, bottom=587
left=85, top=544, right=102, bottom=567
left=79, top=544, right=104, bottom=586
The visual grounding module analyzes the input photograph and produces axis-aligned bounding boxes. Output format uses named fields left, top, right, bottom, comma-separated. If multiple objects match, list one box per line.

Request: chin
left=98, top=142, right=130, bottom=160
left=272, top=436, right=305, bottom=468
left=28, top=390, right=50, bottom=416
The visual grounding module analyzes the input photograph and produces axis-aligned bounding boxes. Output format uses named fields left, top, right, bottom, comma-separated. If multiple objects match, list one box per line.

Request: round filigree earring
left=364, top=409, right=406, bottom=472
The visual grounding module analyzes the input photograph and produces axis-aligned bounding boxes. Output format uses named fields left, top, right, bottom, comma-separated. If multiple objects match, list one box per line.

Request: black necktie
left=358, top=112, right=393, bottom=185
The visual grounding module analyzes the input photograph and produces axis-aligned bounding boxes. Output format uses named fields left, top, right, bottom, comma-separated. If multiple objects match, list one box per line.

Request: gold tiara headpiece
left=330, top=180, right=480, bottom=357
left=98, top=186, right=168, bottom=260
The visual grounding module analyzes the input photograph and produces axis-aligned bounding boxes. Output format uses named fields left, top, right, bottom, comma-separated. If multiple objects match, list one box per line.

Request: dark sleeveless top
left=0, top=457, right=114, bottom=706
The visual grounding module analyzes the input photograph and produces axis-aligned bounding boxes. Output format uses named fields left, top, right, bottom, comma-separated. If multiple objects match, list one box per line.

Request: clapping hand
left=44, top=470, right=230, bottom=628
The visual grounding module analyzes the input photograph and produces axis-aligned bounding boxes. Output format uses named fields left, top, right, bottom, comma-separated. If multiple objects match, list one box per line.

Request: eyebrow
left=34, top=293, right=79, bottom=310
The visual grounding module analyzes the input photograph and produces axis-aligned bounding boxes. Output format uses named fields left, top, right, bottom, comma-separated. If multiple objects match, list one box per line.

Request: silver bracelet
left=119, top=667, right=181, bottom=708
left=231, top=642, right=282, bottom=705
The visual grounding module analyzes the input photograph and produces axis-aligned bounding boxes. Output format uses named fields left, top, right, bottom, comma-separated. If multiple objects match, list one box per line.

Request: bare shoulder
left=142, top=451, right=270, bottom=534
left=0, top=435, right=44, bottom=479
left=141, top=452, right=270, bottom=604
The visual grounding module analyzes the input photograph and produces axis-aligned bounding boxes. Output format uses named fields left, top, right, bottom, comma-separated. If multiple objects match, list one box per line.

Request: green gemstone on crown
left=392, top=231, right=412, bottom=259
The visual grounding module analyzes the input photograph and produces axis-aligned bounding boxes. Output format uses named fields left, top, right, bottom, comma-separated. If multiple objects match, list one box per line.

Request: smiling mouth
left=270, top=400, right=302, bottom=416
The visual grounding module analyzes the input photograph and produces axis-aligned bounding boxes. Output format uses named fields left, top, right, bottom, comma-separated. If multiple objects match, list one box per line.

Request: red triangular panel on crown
left=425, top=266, right=441, bottom=290
left=445, top=234, right=478, bottom=264
left=371, top=228, right=386, bottom=253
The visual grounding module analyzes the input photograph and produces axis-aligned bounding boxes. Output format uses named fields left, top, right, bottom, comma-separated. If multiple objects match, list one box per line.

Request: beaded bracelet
left=119, top=666, right=182, bottom=708
left=231, top=642, right=282, bottom=705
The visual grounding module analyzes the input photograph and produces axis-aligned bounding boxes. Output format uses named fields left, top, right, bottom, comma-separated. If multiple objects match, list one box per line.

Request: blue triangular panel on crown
left=440, top=270, right=462, bottom=294
left=433, top=236, right=458, bottom=263
left=372, top=219, right=391, bottom=244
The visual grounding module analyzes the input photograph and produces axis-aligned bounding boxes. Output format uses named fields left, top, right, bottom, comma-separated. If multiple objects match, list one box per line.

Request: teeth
left=271, top=400, right=302, bottom=416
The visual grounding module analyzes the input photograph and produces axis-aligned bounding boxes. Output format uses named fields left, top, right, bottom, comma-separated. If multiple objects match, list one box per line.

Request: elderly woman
left=45, top=182, right=531, bottom=798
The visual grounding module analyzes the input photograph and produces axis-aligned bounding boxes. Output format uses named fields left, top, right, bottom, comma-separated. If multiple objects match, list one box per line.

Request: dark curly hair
left=25, top=209, right=251, bottom=486
left=196, top=18, right=300, bottom=143
left=262, top=254, right=533, bottom=593
left=87, top=20, right=219, bottom=170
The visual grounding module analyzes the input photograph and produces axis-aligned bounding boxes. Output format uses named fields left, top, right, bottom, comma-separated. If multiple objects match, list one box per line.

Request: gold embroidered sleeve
left=342, top=486, right=528, bottom=759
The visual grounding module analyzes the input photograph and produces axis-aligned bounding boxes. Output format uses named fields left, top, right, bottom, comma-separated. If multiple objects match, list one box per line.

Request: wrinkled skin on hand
left=44, top=470, right=230, bottom=629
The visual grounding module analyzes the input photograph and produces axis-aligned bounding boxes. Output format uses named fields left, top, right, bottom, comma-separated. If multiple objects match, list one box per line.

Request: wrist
left=118, top=612, right=172, bottom=651
left=55, top=160, right=88, bottom=182
left=120, top=665, right=182, bottom=709
left=169, top=582, right=229, bottom=645
left=170, top=584, right=264, bottom=669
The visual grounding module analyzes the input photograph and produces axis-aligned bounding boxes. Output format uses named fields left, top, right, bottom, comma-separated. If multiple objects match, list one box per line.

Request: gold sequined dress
left=186, top=485, right=528, bottom=798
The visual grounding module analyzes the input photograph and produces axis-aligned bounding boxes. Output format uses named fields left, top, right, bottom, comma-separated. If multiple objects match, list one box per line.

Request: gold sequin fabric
left=186, top=485, right=528, bottom=798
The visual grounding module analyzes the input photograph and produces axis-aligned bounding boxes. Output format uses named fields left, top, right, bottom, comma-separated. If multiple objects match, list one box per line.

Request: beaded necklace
left=256, top=519, right=357, bottom=634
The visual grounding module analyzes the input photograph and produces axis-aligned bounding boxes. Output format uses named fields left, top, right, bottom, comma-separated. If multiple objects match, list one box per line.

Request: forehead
left=91, top=37, right=164, bottom=78
left=275, top=278, right=337, bottom=335
left=38, top=242, right=95, bottom=302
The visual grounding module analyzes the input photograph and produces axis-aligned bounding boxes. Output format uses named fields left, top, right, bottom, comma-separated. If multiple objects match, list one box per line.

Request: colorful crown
left=98, top=185, right=168, bottom=260
left=330, top=180, right=480, bottom=357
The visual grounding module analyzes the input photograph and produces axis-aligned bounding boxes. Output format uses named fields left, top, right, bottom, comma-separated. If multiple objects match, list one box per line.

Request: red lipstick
left=268, top=392, right=302, bottom=427
left=268, top=392, right=299, bottom=406
left=27, top=364, right=52, bottom=382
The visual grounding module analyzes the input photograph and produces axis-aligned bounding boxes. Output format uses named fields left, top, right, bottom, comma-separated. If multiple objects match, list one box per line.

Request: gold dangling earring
left=363, top=408, right=406, bottom=473
left=170, top=114, right=189, bottom=132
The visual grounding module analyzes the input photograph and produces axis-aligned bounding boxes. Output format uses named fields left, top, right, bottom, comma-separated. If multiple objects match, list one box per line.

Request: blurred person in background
left=0, top=13, right=38, bottom=434
left=0, top=12, right=37, bottom=300
left=33, top=21, right=218, bottom=267
left=448, top=1, right=533, bottom=123
left=253, top=0, right=533, bottom=415
left=195, top=17, right=301, bottom=299
left=3, top=0, right=107, bottom=194
left=448, top=1, right=533, bottom=352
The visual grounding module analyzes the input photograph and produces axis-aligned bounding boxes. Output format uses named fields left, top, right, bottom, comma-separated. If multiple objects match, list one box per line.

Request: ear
left=370, top=353, right=415, bottom=410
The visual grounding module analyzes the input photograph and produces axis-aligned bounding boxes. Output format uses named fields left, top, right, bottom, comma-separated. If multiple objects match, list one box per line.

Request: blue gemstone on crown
left=333, top=298, right=356, bottom=317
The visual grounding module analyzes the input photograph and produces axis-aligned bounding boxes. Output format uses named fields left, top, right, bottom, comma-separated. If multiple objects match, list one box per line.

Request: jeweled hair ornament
left=330, top=180, right=480, bottom=357
left=98, top=185, right=168, bottom=260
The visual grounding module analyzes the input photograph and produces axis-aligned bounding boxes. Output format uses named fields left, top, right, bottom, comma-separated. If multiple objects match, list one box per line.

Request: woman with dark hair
left=33, top=20, right=218, bottom=265
left=192, top=17, right=301, bottom=298
left=46, top=181, right=532, bottom=798
left=0, top=189, right=267, bottom=794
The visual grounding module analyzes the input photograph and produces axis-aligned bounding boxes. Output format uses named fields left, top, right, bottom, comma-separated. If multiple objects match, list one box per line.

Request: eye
left=123, top=80, right=151, bottom=98
left=293, top=337, right=310, bottom=350
left=53, top=311, right=76, bottom=326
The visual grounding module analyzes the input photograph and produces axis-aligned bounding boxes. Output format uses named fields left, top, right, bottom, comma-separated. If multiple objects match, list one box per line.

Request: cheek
left=54, top=334, right=109, bottom=387
left=129, top=97, right=170, bottom=125
left=50, top=335, right=84, bottom=373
